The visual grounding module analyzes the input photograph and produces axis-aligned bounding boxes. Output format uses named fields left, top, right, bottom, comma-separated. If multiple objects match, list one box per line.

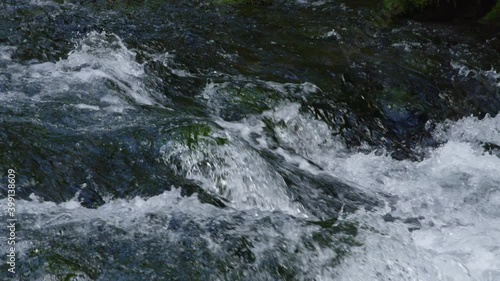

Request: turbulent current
left=0, top=0, right=499, bottom=280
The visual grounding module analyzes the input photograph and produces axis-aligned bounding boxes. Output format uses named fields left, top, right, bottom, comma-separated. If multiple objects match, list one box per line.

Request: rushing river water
left=0, top=0, right=499, bottom=280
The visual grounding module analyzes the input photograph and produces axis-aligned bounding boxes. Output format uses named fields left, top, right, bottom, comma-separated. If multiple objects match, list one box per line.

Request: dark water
left=0, top=0, right=499, bottom=280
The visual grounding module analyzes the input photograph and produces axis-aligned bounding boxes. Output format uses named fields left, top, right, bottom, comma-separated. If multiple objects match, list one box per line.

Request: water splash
left=216, top=103, right=500, bottom=280
left=160, top=124, right=308, bottom=217
left=1, top=31, right=166, bottom=113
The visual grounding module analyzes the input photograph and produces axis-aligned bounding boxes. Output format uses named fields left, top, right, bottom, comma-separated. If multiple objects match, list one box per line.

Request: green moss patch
left=480, top=0, right=500, bottom=24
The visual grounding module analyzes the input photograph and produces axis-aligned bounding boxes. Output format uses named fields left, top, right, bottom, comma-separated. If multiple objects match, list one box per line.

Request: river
left=0, top=0, right=499, bottom=280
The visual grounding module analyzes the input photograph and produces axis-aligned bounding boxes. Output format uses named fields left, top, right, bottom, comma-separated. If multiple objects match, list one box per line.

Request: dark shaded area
left=414, top=0, right=498, bottom=21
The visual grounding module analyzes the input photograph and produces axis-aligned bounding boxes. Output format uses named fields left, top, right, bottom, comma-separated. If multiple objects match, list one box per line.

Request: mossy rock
left=166, top=123, right=228, bottom=150
left=480, top=0, right=500, bottom=24
left=204, top=81, right=286, bottom=121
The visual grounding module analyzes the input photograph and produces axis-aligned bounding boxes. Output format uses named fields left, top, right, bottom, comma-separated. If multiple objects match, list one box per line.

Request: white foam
left=160, top=128, right=308, bottom=217
left=0, top=189, right=214, bottom=235
left=339, top=132, right=500, bottom=280
left=434, top=114, right=500, bottom=146
left=1, top=31, right=166, bottom=111
left=215, top=102, right=500, bottom=280
left=451, top=62, right=500, bottom=89
left=322, top=29, right=342, bottom=40
left=55, top=31, right=162, bottom=106
left=73, top=103, right=100, bottom=111
left=217, top=102, right=350, bottom=177
left=0, top=46, right=16, bottom=61
left=392, top=41, right=422, bottom=52
left=0, top=188, right=341, bottom=280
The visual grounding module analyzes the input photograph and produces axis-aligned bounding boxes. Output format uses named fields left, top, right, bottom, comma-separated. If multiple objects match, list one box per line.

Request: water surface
left=0, top=0, right=499, bottom=280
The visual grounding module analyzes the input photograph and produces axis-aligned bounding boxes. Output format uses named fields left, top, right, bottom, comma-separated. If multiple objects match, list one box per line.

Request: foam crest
left=451, top=62, right=500, bottom=89
left=1, top=32, right=165, bottom=112
left=433, top=114, right=500, bottom=146
left=218, top=105, right=500, bottom=280
left=160, top=127, right=307, bottom=217
left=0, top=46, right=16, bottom=61
left=0, top=189, right=343, bottom=280
left=10, top=188, right=213, bottom=222
left=217, top=102, right=351, bottom=177
left=263, top=103, right=347, bottom=162
left=55, top=31, right=163, bottom=106
left=334, top=119, right=500, bottom=280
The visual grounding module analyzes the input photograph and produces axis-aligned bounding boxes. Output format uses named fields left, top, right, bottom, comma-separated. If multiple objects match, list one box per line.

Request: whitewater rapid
left=1, top=30, right=499, bottom=280
left=2, top=105, right=499, bottom=280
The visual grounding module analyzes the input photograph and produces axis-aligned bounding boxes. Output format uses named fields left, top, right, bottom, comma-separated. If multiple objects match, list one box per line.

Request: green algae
left=480, top=0, right=500, bottom=24
left=168, top=123, right=229, bottom=150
